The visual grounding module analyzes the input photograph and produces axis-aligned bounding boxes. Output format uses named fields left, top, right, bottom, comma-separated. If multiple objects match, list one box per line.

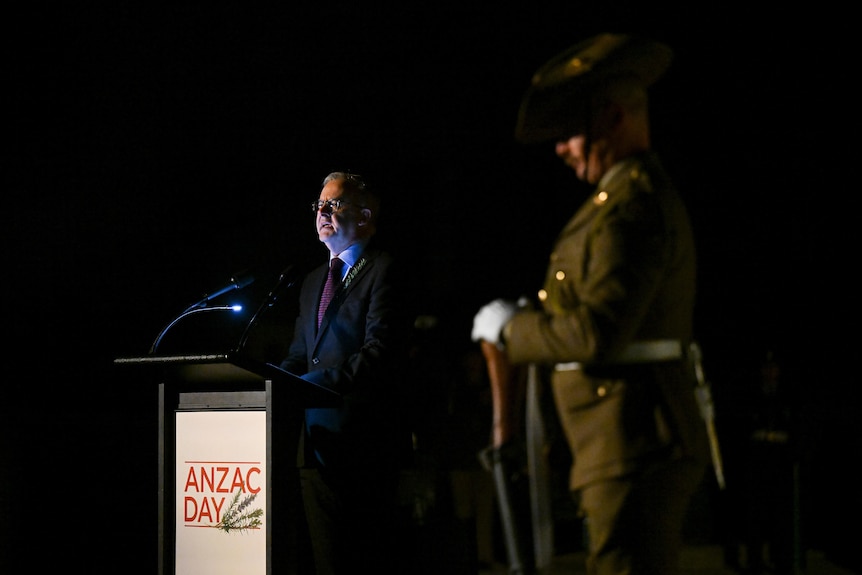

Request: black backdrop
left=5, top=2, right=856, bottom=572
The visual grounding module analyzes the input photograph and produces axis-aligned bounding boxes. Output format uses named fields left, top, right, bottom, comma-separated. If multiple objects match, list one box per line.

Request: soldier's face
left=555, top=105, right=616, bottom=186
left=555, top=135, right=592, bottom=182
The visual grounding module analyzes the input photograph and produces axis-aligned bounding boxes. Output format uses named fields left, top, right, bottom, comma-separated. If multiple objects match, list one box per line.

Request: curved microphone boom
left=148, top=271, right=255, bottom=354
left=149, top=305, right=244, bottom=354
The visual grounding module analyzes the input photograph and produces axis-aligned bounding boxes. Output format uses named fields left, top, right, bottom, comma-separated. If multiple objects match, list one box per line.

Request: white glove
left=471, top=298, right=518, bottom=346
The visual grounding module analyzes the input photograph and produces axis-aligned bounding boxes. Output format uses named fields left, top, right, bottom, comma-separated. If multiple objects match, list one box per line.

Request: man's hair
left=322, top=171, right=380, bottom=223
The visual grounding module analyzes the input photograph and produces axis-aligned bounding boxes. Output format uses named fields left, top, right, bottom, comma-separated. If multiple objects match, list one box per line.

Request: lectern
left=114, top=352, right=339, bottom=575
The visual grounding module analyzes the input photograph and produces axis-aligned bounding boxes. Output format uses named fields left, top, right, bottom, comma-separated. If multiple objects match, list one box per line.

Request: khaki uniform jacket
left=506, top=152, right=709, bottom=489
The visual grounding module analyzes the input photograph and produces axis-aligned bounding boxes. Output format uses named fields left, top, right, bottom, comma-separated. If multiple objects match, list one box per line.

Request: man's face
left=554, top=105, right=613, bottom=185
left=555, top=134, right=610, bottom=185
left=314, top=179, right=364, bottom=255
left=555, top=135, right=590, bottom=181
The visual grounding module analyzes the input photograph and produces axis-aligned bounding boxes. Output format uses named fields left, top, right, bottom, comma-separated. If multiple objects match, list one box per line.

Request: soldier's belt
left=554, top=339, right=684, bottom=372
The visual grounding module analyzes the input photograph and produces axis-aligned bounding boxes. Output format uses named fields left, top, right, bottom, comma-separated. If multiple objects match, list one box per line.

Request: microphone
left=198, top=271, right=255, bottom=305
left=264, top=265, right=296, bottom=304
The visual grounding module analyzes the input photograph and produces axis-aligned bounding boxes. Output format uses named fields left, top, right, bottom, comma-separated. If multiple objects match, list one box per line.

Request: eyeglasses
left=311, top=199, right=352, bottom=213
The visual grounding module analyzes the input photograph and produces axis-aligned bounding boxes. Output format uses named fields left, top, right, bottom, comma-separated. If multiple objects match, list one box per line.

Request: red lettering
left=201, top=467, right=215, bottom=492
left=183, top=496, right=227, bottom=524
left=212, top=496, right=225, bottom=522
left=198, top=496, right=214, bottom=522
left=230, top=468, right=245, bottom=492
left=181, top=465, right=263, bottom=522
left=184, top=496, right=198, bottom=521
left=184, top=468, right=199, bottom=493
left=246, top=468, right=261, bottom=494
left=215, top=467, right=230, bottom=493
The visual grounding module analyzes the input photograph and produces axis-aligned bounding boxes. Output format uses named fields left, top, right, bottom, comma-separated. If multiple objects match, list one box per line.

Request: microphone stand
left=234, top=265, right=297, bottom=354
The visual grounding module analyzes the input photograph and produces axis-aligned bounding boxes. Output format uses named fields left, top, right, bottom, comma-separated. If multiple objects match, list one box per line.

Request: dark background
left=5, top=2, right=857, bottom=572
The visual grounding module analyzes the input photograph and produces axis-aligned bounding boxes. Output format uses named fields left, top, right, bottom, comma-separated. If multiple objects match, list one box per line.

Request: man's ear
left=357, top=207, right=372, bottom=226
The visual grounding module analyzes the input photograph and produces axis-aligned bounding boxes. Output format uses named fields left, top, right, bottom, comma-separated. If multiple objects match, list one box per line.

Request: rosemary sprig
left=215, top=489, right=263, bottom=533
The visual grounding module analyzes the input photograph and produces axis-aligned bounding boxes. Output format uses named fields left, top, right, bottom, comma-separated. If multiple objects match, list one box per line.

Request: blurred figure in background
left=741, top=349, right=800, bottom=575
left=446, top=348, right=498, bottom=571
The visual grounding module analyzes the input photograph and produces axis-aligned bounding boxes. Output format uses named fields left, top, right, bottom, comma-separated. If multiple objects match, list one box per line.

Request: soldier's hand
left=471, top=298, right=518, bottom=347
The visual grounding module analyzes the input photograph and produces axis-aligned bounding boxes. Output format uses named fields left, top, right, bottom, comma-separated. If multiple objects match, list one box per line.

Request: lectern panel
left=178, top=391, right=267, bottom=410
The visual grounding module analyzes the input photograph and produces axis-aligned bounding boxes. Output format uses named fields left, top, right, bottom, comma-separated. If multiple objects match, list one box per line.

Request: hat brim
left=514, top=34, right=673, bottom=144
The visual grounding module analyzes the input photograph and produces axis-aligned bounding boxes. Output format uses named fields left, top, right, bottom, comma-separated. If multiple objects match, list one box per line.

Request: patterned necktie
left=318, top=257, right=344, bottom=328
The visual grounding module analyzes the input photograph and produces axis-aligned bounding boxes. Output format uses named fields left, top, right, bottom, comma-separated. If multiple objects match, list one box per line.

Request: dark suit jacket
left=506, top=152, right=709, bottom=489
left=280, top=244, right=413, bottom=471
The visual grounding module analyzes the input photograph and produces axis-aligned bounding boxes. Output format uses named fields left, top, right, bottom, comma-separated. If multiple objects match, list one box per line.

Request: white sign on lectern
left=175, top=410, right=267, bottom=574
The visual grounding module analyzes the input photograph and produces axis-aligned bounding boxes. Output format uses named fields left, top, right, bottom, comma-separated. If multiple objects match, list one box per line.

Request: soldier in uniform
left=472, top=34, right=710, bottom=575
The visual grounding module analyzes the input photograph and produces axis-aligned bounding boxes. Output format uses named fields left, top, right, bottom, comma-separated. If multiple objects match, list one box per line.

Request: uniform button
left=538, top=289, right=548, bottom=301
left=594, top=190, right=608, bottom=205
left=312, top=357, right=320, bottom=365
left=555, top=270, right=566, bottom=281
left=596, top=386, right=607, bottom=397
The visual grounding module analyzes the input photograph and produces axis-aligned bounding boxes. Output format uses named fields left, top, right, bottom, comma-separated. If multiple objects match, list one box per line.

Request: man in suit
left=280, top=171, right=413, bottom=574
left=472, top=34, right=710, bottom=575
